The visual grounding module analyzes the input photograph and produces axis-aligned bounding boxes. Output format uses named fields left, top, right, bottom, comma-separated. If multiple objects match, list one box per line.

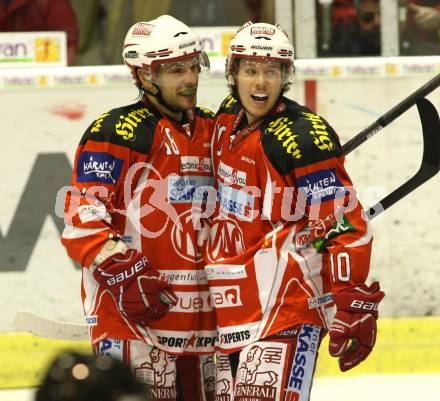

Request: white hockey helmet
left=123, top=15, right=209, bottom=85
left=226, top=21, right=294, bottom=86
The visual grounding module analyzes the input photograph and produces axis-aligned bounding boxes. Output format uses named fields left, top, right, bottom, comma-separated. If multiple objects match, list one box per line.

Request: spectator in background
left=244, top=0, right=275, bottom=23
left=0, top=0, right=78, bottom=65
left=358, top=0, right=381, bottom=55
left=318, top=0, right=381, bottom=57
left=323, top=0, right=359, bottom=56
left=70, top=0, right=171, bottom=66
left=400, top=0, right=440, bottom=55
left=36, top=352, right=146, bottom=401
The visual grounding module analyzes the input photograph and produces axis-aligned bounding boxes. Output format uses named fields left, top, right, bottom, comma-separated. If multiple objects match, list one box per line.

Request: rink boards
left=1, top=317, right=440, bottom=388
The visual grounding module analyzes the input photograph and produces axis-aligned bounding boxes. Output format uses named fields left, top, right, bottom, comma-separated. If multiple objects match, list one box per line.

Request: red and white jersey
left=205, top=95, right=372, bottom=354
left=62, top=100, right=216, bottom=355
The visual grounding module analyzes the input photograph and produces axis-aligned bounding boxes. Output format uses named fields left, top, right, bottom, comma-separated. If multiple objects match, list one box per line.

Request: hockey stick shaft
left=365, top=98, right=440, bottom=220
left=366, top=164, right=438, bottom=219
left=14, top=310, right=89, bottom=341
left=342, top=72, right=440, bottom=155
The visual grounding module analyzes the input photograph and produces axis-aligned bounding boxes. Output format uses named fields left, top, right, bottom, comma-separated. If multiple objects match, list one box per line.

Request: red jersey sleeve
left=262, top=105, right=372, bottom=294
left=61, top=103, right=156, bottom=267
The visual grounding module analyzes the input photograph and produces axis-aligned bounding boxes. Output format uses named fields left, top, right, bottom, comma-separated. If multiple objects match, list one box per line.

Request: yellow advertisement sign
left=0, top=32, right=66, bottom=68
left=35, top=37, right=61, bottom=63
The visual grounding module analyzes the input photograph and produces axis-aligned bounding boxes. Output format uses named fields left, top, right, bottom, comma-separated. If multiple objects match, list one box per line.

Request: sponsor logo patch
left=219, top=330, right=251, bottom=345
left=241, top=155, right=255, bottom=165
left=312, top=215, right=356, bottom=252
left=77, top=152, right=123, bottom=184
left=251, top=27, right=275, bottom=36
left=159, top=269, right=208, bottom=285
left=205, top=264, right=247, bottom=280
left=250, top=45, right=273, bottom=51
left=99, top=338, right=123, bottom=360
left=287, top=325, right=320, bottom=394
left=132, top=22, right=154, bottom=36
left=234, top=342, right=286, bottom=399
left=180, top=156, right=212, bottom=173
left=168, top=175, right=213, bottom=203
left=171, top=291, right=214, bottom=313
left=296, top=168, right=344, bottom=204
left=210, top=285, right=243, bottom=308
left=157, top=333, right=217, bottom=349
left=307, top=293, right=333, bottom=309
left=218, top=161, right=247, bottom=186
left=85, top=315, right=97, bottom=325
left=78, top=204, right=107, bottom=223
left=218, top=184, right=254, bottom=221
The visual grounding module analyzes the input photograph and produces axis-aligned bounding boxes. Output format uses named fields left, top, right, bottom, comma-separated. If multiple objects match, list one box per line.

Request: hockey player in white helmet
left=206, top=21, right=384, bottom=400
left=62, top=15, right=216, bottom=401
left=123, top=15, right=210, bottom=118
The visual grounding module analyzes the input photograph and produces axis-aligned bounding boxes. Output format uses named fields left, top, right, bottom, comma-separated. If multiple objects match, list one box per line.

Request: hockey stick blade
left=14, top=310, right=89, bottom=341
left=366, top=98, right=440, bottom=220
left=342, top=72, right=440, bottom=155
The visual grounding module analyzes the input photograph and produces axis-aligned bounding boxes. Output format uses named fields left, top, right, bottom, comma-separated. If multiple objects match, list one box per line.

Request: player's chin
left=178, top=95, right=197, bottom=109
left=247, top=104, right=271, bottom=119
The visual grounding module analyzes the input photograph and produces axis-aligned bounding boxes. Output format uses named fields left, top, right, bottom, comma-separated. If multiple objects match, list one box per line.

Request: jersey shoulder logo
left=196, top=107, right=215, bottom=119
left=300, top=111, right=336, bottom=152
left=89, top=111, right=111, bottom=134
left=81, top=102, right=158, bottom=154
left=218, top=95, right=239, bottom=115
left=114, top=106, right=155, bottom=141
left=261, top=102, right=342, bottom=174
left=265, top=115, right=301, bottom=159
left=85, top=103, right=156, bottom=141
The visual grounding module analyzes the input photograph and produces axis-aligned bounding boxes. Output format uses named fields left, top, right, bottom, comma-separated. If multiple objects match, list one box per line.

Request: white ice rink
left=1, top=374, right=439, bottom=401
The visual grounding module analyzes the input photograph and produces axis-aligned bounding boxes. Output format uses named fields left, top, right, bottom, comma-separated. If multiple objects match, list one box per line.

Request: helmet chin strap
left=140, top=83, right=183, bottom=115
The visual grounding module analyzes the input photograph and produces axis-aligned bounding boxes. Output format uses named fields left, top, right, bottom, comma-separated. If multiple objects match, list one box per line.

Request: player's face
left=235, top=59, right=283, bottom=124
left=155, top=56, right=200, bottom=111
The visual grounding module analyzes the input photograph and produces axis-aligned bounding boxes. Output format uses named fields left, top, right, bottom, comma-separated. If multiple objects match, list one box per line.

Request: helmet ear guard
left=136, top=67, right=152, bottom=82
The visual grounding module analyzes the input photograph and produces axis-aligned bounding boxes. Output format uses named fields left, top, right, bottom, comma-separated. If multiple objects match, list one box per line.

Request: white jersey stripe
left=62, top=225, right=109, bottom=239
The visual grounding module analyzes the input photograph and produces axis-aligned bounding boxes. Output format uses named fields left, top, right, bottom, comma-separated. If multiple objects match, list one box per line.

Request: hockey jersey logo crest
left=207, top=216, right=245, bottom=261
left=171, top=209, right=210, bottom=262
